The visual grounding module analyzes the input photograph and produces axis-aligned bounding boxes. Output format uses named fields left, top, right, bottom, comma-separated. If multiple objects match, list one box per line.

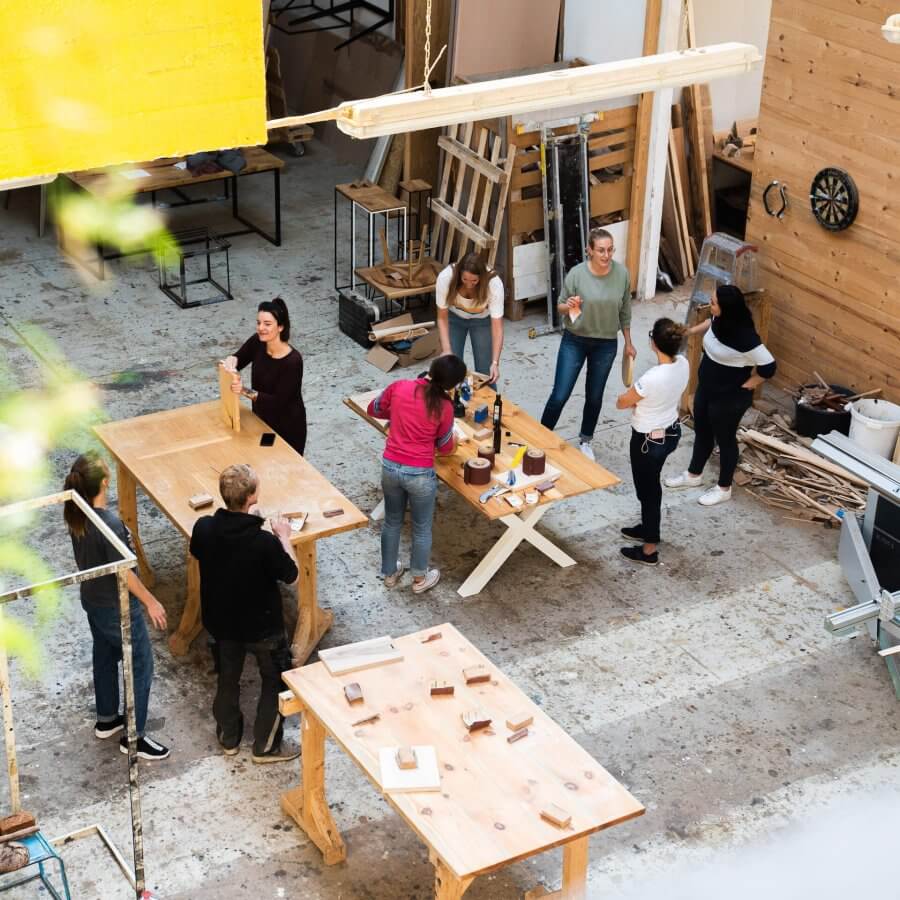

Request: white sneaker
left=412, top=568, right=441, bottom=594
left=664, top=471, right=703, bottom=489
left=698, top=485, right=732, bottom=506
left=579, top=442, right=596, bottom=462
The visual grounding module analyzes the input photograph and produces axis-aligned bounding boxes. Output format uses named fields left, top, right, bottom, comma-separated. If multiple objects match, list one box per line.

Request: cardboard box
left=366, top=313, right=440, bottom=372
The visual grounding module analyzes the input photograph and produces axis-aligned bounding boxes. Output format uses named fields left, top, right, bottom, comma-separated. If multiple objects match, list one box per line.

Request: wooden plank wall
left=745, top=0, right=900, bottom=402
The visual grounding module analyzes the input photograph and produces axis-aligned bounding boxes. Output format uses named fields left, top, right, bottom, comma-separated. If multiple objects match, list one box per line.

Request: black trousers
left=688, top=382, right=753, bottom=488
left=213, top=633, right=291, bottom=755
left=630, top=423, right=681, bottom=544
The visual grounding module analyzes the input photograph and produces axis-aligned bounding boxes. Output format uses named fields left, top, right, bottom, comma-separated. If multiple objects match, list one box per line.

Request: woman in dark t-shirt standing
left=222, top=297, right=307, bottom=455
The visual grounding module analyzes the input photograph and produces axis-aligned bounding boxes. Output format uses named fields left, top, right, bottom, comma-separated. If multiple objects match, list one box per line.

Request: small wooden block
left=463, top=665, right=490, bottom=685
left=344, top=682, right=364, bottom=705
left=507, top=728, right=529, bottom=744
left=0, top=812, right=35, bottom=835
left=540, top=804, right=571, bottom=828
left=188, top=493, right=214, bottom=510
left=534, top=479, right=557, bottom=494
left=461, top=710, right=492, bottom=731
left=396, top=746, right=418, bottom=770
left=278, top=689, right=303, bottom=717
left=322, top=507, right=345, bottom=518
left=430, top=680, right=455, bottom=696
left=506, top=713, right=533, bottom=731
left=351, top=712, right=381, bottom=727
left=473, top=427, right=492, bottom=440
left=421, top=632, right=442, bottom=643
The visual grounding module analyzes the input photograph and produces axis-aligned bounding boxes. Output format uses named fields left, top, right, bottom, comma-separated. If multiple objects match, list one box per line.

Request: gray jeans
left=380, top=459, right=438, bottom=577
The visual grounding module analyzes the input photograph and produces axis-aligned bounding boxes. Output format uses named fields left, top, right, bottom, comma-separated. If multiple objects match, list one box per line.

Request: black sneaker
left=94, top=715, right=125, bottom=739
left=620, top=545, right=659, bottom=566
left=620, top=524, right=644, bottom=542
left=119, top=735, right=170, bottom=760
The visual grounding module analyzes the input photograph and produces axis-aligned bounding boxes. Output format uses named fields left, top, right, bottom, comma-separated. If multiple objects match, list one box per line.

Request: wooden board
left=491, top=461, right=562, bottom=492
left=218, top=365, right=240, bottom=432
left=319, top=636, right=404, bottom=676
left=744, top=0, right=900, bottom=405
left=379, top=745, right=442, bottom=792
left=344, top=386, right=620, bottom=521
left=282, top=623, right=645, bottom=880
left=94, top=401, right=367, bottom=542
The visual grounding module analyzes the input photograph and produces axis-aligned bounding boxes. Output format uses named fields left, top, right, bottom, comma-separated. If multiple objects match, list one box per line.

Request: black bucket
left=794, top=384, right=853, bottom=438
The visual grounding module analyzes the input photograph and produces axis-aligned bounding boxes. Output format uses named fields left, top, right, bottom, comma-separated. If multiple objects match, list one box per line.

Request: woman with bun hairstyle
left=222, top=297, right=307, bottom=455
left=615, top=318, right=690, bottom=566
left=367, top=354, right=467, bottom=595
left=64, top=451, right=170, bottom=760
left=664, top=285, right=776, bottom=507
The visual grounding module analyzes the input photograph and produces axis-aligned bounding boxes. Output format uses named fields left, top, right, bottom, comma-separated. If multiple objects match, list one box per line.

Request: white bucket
left=847, top=398, right=900, bottom=459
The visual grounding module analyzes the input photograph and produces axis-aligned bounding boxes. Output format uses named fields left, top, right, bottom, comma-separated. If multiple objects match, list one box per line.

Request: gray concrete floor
left=1, top=143, right=898, bottom=900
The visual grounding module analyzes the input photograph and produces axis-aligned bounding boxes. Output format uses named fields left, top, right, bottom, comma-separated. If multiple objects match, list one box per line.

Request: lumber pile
left=787, top=371, right=881, bottom=412
left=736, top=421, right=867, bottom=525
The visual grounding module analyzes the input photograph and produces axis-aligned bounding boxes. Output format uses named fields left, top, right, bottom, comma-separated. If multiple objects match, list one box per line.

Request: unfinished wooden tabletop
left=283, top=623, right=644, bottom=880
left=94, top=400, right=367, bottom=542
left=345, top=385, right=620, bottom=520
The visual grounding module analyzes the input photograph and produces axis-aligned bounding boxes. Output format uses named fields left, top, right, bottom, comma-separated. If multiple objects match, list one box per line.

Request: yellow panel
left=0, top=1, right=266, bottom=180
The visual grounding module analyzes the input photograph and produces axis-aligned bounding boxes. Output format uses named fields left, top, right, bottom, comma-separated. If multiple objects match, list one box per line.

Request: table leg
left=281, top=707, right=346, bottom=865
left=169, top=548, right=202, bottom=656
left=523, top=835, right=589, bottom=899
left=115, top=463, right=155, bottom=587
left=457, top=504, right=576, bottom=598
left=290, top=542, right=333, bottom=668
left=432, top=857, right=473, bottom=900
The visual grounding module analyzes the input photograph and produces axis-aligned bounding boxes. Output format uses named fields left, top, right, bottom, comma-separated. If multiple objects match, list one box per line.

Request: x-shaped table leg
left=457, top=503, right=576, bottom=597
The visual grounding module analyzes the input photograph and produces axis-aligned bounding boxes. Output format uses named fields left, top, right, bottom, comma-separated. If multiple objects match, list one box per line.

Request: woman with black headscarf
left=221, top=297, right=307, bottom=455
left=665, top=285, right=776, bottom=506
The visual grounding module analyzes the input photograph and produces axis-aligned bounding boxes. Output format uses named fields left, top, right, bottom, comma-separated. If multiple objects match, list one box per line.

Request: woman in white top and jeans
left=436, top=253, right=504, bottom=387
left=616, top=318, right=690, bottom=566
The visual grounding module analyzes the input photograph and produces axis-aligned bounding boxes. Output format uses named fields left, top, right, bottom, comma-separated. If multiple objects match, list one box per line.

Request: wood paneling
left=745, top=0, right=900, bottom=403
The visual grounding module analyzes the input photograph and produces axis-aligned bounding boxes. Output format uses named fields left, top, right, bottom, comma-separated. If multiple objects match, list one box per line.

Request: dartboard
left=809, top=167, right=858, bottom=231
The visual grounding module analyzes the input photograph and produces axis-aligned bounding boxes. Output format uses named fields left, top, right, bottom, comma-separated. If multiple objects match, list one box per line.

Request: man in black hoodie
left=190, top=463, right=299, bottom=762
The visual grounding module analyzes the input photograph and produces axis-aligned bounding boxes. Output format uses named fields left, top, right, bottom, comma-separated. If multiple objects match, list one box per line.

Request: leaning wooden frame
left=0, top=489, right=148, bottom=900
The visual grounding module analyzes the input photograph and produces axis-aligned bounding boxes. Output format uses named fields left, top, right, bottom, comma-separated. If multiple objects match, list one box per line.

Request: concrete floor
left=1, top=143, right=898, bottom=900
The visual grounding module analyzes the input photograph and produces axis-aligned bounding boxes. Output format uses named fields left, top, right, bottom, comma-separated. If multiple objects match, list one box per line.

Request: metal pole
left=0, top=611, right=20, bottom=815
left=116, top=569, right=145, bottom=899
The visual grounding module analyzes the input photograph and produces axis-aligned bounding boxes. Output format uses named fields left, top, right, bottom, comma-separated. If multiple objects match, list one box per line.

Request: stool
left=398, top=179, right=432, bottom=255
left=158, top=226, right=232, bottom=309
left=0, top=831, right=72, bottom=899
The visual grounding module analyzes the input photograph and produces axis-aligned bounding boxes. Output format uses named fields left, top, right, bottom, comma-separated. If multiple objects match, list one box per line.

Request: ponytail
left=421, top=355, right=467, bottom=420
left=63, top=451, right=108, bottom=538
left=258, top=296, right=291, bottom=342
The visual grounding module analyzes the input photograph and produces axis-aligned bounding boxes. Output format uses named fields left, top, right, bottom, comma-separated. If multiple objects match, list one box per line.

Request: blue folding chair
left=0, top=831, right=71, bottom=900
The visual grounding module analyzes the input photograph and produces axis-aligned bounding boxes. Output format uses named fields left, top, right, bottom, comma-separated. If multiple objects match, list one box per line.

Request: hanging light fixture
left=268, top=43, right=761, bottom=140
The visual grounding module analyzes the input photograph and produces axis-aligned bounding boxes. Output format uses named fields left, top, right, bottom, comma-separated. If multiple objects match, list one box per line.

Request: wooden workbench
left=281, top=623, right=644, bottom=898
left=345, top=386, right=620, bottom=595
left=94, top=401, right=367, bottom=666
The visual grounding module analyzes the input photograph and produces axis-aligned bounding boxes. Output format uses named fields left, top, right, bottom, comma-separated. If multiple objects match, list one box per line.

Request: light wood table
left=281, top=623, right=644, bottom=898
left=94, top=401, right=367, bottom=666
left=345, top=387, right=620, bottom=596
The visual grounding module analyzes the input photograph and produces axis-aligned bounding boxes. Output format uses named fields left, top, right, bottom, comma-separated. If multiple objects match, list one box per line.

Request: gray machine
left=814, top=431, right=900, bottom=696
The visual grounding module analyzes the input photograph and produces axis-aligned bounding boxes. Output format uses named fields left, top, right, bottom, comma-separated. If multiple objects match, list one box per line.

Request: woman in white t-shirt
left=615, top=318, right=690, bottom=566
left=435, top=253, right=505, bottom=387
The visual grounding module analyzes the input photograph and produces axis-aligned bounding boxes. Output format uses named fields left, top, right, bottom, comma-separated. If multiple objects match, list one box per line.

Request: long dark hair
left=258, top=296, right=291, bottom=342
left=651, top=318, right=688, bottom=357
left=421, top=355, right=466, bottom=420
left=713, top=285, right=756, bottom=345
left=447, top=253, right=499, bottom=310
left=63, top=451, right=108, bottom=538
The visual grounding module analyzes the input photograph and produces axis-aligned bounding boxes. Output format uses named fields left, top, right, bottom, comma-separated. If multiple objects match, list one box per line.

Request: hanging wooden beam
left=268, top=43, right=761, bottom=139
left=624, top=0, right=662, bottom=292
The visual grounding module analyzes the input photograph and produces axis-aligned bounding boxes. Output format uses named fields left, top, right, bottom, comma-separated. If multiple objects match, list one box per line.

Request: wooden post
left=115, top=464, right=154, bottom=587
left=560, top=836, right=589, bottom=899
left=684, top=0, right=713, bottom=239
left=290, top=541, right=334, bottom=667
left=0, top=613, right=20, bottom=815
left=624, top=0, right=662, bottom=290
left=169, top=548, right=202, bottom=656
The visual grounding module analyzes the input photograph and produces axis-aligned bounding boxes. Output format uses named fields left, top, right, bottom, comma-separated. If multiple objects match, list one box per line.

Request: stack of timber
left=736, top=422, right=867, bottom=525
left=789, top=373, right=881, bottom=411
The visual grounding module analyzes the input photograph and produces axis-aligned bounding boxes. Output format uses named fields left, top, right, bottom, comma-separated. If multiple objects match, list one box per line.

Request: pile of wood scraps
left=737, top=424, right=868, bottom=525
left=789, top=372, right=881, bottom=411
left=714, top=119, right=757, bottom=164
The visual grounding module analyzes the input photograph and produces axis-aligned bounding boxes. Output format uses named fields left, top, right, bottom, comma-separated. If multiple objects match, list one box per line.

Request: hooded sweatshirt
left=189, top=509, right=298, bottom=642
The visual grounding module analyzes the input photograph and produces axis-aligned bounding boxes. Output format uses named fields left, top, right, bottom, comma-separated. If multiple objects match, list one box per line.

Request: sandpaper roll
left=464, top=457, right=492, bottom=485
left=477, top=445, right=496, bottom=468
left=522, top=448, right=546, bottom=477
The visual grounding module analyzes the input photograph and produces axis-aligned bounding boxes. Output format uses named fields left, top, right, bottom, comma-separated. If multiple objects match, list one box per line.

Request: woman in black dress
left=223, top=298, right=307, bottom=455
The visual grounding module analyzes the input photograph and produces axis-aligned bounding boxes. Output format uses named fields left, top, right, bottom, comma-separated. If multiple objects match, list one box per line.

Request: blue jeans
left=85, top=599, right=154, bottom=736
left=541, top=330, right=619, bottom=441
left=381, top=460, right=438, bottom=578
left=449, top=312, right=495, bottom=388
left=630, top=423, right=681, bottom=544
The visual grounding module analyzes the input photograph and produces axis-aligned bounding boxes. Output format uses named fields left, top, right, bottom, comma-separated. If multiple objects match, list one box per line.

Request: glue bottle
left=492, top=393, right=503, bottom=454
